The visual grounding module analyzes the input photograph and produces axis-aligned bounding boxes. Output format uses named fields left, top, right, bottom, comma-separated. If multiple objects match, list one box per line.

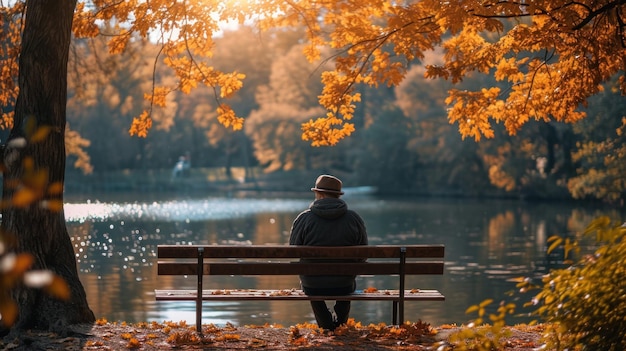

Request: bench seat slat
left=157, top=261, right=445, bottom=276
left=155, top=244, right=445, bottom=330
left=155, top=289, right=445, bottom=301
left=157, top=245, right=444, bottom=259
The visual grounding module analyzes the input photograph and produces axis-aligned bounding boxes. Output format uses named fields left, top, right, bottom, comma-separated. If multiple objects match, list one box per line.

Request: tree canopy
left=4, top=0, right=624, bottom=147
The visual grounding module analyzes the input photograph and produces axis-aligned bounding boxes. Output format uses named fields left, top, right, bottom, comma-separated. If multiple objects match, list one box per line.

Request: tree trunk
left=1, top=0, right=94, bottom=334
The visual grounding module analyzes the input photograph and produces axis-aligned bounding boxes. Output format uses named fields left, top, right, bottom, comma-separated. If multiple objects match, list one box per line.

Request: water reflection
left=64, top=195, right=622, bottom=327
left=65, top=198, right=313, bottom=223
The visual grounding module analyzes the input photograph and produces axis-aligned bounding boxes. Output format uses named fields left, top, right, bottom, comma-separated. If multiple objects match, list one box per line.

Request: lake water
left=64, top=192, right=622, bottom=327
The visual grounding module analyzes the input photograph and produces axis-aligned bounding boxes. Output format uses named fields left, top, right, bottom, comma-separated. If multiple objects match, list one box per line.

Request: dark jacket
left=289, top=197, right=368, bottom=288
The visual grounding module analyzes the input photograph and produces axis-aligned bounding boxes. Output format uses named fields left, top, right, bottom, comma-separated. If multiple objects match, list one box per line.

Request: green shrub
left=444, top=216, right=625, bottom=351
left=438, top=299, right=515, bottom=351
left=529, top=216, right=626, bottom=350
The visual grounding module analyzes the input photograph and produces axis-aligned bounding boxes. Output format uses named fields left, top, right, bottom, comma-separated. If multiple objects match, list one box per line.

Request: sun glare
left=213, top=0, right=283, bottom=37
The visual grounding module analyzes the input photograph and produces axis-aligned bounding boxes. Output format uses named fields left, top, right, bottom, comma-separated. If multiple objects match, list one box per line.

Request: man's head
left=311, top=175, right=344, bottom=198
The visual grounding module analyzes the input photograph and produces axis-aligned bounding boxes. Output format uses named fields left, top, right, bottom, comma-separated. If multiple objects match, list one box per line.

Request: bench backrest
left=157, top=245, right=445, bottom=276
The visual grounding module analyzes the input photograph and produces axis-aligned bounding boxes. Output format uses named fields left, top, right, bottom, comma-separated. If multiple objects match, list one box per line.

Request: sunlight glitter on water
left=64, top=198, right=311, bottom=223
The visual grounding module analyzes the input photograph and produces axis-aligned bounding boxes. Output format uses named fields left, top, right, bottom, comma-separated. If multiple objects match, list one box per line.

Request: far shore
left=63, top=167, right=581, bottom=202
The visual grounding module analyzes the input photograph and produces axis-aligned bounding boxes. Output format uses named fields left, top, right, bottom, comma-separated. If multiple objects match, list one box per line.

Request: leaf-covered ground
left=0, top=319, right=546, bottom=350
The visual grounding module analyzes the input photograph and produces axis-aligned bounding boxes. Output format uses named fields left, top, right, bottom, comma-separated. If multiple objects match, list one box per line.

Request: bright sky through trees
left=3, top=1, right=624, bottom=148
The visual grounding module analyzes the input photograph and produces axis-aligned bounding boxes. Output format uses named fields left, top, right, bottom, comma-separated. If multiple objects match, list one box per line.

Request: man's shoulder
left=298, top=208, right=313, bottom=215
left=346, top=209, right=364, bottom=219
left=293, top=208, right=313, bottom=221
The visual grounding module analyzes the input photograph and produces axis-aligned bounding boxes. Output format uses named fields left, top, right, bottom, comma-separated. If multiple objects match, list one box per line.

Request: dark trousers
left=303, top=284, right=355, bottom=330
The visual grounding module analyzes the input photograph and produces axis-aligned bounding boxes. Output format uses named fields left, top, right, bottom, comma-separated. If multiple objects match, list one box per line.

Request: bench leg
left=196, top=247, right=204, bottom=334
left=196, top=300, right=202, bottom=333
left=392, top=301, right=398, bottom=325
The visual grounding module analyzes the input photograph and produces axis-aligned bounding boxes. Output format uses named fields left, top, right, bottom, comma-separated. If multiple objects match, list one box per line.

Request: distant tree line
left=64, top=26, right=625, bottom=203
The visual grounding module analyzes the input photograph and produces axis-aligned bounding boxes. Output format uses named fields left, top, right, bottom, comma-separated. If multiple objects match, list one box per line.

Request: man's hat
left=311, top=175, right=344, bottom=195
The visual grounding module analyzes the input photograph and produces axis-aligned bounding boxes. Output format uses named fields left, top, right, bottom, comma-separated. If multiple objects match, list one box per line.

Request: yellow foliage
left=488, top=164, right=516, bottom=192
left=107, top=34, right=129, bottom=55
left=65, top=126, right=93, bottom=174
left=129, top=111, right=153, bottom=138
left=72, top=3, right=100, bottom=37
left=43, top=0, right=623, bottom=145
left=533, top=217, right=626, bottom=350
left=216, top=105, right=244, bottom=131
left=218, top=72, right=245, bottom=98
left=145, top=87, right=169, bottom=108
left=4, top=0, right=625, bottom=148
left=567, top=119, right=626, bottom=200
left=442, top=299, right=515, bottom=350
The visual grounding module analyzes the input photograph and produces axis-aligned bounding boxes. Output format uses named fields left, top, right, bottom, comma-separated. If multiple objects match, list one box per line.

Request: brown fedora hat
left=311, top=174, right=344, bottom=195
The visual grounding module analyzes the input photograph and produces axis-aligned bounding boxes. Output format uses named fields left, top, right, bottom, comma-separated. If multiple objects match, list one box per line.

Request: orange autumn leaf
left=9, top=253, right=35, bottom=277
left=129, top=111, right=153, bottom=138
left=46, top=182, right=64, bottom=195
left=11, top=188, right=38, bottom=208
left=0, top=300, right=18, bottom=326
left=44, top=276, right=71, bottom=300
left=29, top=126, right=52, bottom=143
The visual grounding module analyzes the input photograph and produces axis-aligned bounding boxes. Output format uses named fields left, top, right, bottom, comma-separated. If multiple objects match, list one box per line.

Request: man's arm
left=289, top=211, right=307, bottom=245
left=353, top=211, right=368, bottom=245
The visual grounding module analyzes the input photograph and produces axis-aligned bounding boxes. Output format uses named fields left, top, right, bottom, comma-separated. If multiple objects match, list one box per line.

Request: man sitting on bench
left=289, top=174, right=368, bottom=331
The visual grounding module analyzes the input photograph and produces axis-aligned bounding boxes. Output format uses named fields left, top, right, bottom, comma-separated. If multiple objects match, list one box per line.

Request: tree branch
left=572, top=0, right=626, bottom=30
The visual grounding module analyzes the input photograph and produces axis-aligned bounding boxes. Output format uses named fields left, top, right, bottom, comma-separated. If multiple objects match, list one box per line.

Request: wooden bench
left=155, top=245, right=445, bottom=332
